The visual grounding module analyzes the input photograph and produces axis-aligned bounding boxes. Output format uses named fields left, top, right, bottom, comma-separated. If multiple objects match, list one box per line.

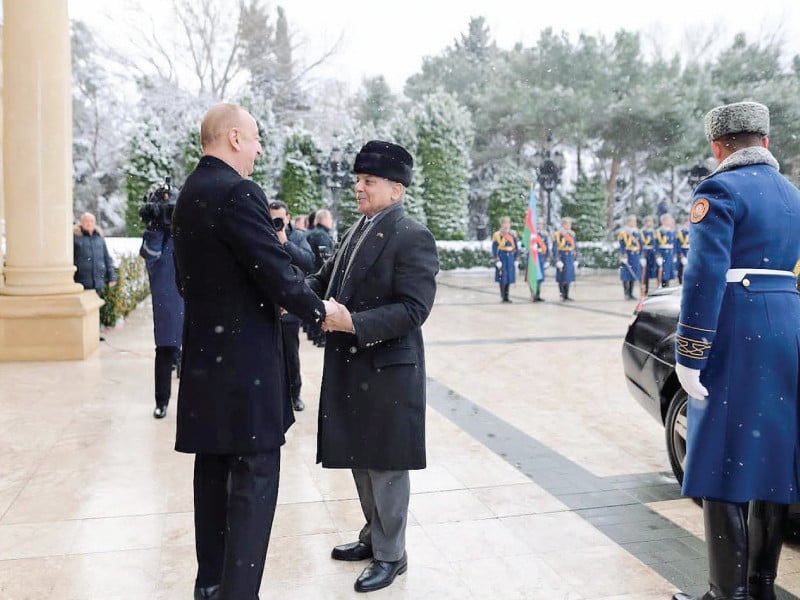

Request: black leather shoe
left=292, top=397, right=305, bottom=411
left=153, top=406, right=167, bottom=419
left=354, top=552, right=408, bottom=593
left=331, top=541, right=373, bottom=561
left=194, top=584, right=220, bottom=600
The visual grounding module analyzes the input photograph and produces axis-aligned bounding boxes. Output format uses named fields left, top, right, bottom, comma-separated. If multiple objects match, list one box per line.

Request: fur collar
left=711, top=146, right=780, bottom=176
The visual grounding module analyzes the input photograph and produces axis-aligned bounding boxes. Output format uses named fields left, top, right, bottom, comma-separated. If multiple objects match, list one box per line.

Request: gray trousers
left=352, top=469, right=410, bottom=562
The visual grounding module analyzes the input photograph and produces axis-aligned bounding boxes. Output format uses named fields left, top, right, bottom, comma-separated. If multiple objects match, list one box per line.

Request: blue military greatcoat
left=676, top=147, right=800, bottom=503
left=618, top=227, right=642, bottom=282
left=492, top=229, right=519, bottom=284
left=640, top=227, right=657, bottom=279
left=655, top=225, right=676, bottom=282
left=552, top=227, right=576, bottom=284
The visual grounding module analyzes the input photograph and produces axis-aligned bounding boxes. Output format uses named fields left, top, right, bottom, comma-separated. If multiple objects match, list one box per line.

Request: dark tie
left=333, top=219, right=368, bottom=296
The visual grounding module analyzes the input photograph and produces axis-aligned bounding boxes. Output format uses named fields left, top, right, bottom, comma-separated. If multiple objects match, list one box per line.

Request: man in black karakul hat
left=307, top=140, right=439, bottom=593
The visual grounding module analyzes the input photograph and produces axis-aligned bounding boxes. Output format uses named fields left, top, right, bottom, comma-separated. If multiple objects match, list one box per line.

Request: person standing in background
left=492, top=216, right=520, bottom=303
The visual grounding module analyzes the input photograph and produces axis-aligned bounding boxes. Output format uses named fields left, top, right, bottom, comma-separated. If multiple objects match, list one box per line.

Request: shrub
left=100, top=254, right=150, bottom=327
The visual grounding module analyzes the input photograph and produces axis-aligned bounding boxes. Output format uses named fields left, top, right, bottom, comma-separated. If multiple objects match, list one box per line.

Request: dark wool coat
left=139, top=229, right=184, bottom=347
left=307, top=202, right=439, bottom=470
left=172, top=156, right=325, bottom=455
left=73, top=227, right=116, bottom=292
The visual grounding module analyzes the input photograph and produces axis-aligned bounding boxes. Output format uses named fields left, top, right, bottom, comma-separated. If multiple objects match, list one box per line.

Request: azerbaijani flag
left=524, top=184, right=543, bottom=296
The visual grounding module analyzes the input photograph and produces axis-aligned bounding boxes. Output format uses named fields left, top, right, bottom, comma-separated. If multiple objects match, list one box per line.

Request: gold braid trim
left=676, top=334, right=711, bottom=359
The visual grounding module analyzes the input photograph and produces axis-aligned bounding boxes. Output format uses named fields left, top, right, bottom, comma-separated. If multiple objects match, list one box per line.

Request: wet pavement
left=2, top=270, right=800, bottom=599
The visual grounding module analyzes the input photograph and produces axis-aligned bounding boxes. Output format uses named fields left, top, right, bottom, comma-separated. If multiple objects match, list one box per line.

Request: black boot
left=563, top=284, right=573, bottom=301
left=672, top=500, right=749, bottom=600
left=749, top=501, right=788, bottom=600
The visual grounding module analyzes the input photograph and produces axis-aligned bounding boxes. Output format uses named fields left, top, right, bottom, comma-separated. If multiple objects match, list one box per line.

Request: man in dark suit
left=172, top=103, right=333, bottom=600
left=307, top=140, right=439, bottom=593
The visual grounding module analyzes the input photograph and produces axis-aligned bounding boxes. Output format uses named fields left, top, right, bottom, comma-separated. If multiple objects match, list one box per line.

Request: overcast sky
left=67, top=0, right=800, bottom=93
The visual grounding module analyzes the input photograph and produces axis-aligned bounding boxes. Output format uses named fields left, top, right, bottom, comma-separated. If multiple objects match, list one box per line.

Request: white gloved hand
left=656, top=256, right=664, bottom=266
left=681, top=256, right=688, bottom=266
left=495, top=261, right=503, bottom=269
left=639, top=258, right=647, bottom=268
left=620, top=256, right=628, bottom=265
left=676, top=363, right=708, bottom=399
left=556, top=260, right=564, bottom=270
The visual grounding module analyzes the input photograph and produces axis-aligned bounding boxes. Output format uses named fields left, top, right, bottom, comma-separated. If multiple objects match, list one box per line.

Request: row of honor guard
left=618, top=213, right=690, bottom=300
left=492, top=216, right=578, bottom=302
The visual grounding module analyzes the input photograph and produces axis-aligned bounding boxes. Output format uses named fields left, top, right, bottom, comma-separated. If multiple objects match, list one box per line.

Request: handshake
left=321, top=297, right=353, bottom=333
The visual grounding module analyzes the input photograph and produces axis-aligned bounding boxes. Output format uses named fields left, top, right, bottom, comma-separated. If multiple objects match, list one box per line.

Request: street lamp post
left=536, top=149, right=566, bottom=231
left=686, top=161, right=711, bottom=189
left=325, top=146, right=350, bottom=227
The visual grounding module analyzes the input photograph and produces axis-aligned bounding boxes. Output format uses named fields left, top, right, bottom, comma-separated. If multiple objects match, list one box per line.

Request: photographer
left=139, top=179, right=184, bottom=419
left=269, top=199, right=314, bottom=412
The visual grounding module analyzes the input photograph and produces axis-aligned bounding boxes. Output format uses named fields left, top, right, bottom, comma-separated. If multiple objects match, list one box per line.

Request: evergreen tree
left=414, top=92, right=474, bottom=240
left=279, top=129, right=323, bottom=217
left=486, top=162, right=530, bottom=235
left=125, top=118, right=173, bottom=236
left=562, top=174, right=607, bottom=241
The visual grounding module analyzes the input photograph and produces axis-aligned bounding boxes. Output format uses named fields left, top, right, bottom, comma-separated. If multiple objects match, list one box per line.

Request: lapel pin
left=377, top=232, right=384, bottom=238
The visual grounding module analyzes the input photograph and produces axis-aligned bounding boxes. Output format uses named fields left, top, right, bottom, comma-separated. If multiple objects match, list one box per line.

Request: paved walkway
left=2, top=271, right=800, bottom=599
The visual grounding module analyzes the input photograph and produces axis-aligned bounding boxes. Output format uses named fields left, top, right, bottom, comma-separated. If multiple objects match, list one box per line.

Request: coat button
left=742, top=278, right=751, bottom=287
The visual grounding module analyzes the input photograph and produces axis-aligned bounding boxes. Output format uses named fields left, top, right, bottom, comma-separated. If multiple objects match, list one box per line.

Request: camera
left=139, top=176, right=177, bottom=231
left=272, top=217, right=285, bottom=232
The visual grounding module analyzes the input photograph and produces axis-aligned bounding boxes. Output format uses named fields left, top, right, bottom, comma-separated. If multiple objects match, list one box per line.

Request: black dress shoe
left=153, top=406, right=167, bottom=419
left=194, top=584, right=220, bottom=600
left=354, top=552, right=408, bottom=593
left=331, top=540, right=373, bottom=561
left=292, top=397, right=305, bottom=411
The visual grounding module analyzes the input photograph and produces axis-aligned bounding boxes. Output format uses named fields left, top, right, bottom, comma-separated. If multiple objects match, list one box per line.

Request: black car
left=621, top=286, right=688, bottom=483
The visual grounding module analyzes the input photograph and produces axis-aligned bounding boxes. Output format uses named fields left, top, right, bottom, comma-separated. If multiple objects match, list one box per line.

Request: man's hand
left=322, top=299, right=339, bottom=319
left=676, top=363, right=708, bottom=399
left=620, top=255, right=628, bottom=265
left=681, top=256, right=688, bottom=266
left=322, top=298, right=354, bottom=333
left=495, top=260, right=502, bottom=269
left=109, top=280, right=117, bottom=287
left=556, top=260, right=564, bottom=270
left=656, top=256, right=664, bottom=266
left=639, top=258, right=647, bottom=268
left=276, top=229, right=288, bottom=245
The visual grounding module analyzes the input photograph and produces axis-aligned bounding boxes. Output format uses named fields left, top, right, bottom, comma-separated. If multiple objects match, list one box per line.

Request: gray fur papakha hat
left=704, top=101, right=770, bottom=141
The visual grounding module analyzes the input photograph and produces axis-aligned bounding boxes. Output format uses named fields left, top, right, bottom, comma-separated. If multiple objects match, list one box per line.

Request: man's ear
left=761, top=135, right=770, bottom=149
left=391, top=182, right=404, bottom=201
left=711, top=140, right=723, bottom=162
left=229, top=128, right=240, bottom=150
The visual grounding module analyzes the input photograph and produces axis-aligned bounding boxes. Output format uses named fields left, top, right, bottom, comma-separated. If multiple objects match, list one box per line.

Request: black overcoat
left=172, top=156, right=325, bottom=455
left=139, top=229, right=184, bottom=347
left=307, top=202, right=438, bottom=470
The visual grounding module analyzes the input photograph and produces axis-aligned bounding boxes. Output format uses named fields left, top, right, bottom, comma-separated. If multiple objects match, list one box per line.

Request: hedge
left=99, top=254, right=150, bottom=327
left=435, top=240, right=620, bottom=270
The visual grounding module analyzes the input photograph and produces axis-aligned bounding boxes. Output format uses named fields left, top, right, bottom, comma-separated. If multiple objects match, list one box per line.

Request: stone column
left=0, top=0, right=103, bottom=360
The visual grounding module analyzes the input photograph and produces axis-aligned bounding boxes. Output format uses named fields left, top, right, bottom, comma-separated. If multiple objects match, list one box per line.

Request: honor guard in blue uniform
left=532, top=218, right=550, bottom=302
left=617, top=214, right=642, bottom=300
left=672, top=102, right=800, bottom=600
left=639, top=215, right=657, bottom=294
left=491, top=216, right=520, bottom=303
left=552, top=217, right=577, bottom=301
left=675, top=215, right=690, bottom=284
left=654, top=213, right=676, bottom=287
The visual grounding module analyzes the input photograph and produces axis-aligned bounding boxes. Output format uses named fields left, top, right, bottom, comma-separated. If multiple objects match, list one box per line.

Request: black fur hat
left=353, top=140, right=413, bottom=186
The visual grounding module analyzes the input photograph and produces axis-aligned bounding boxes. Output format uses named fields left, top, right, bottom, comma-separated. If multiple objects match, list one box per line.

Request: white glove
left=681, top=256, right=688, bottom=266
left=639, top=258, right=647, bottom=268
left=656, top=256, right=664, bottom=266
left=620, top=256, right=628, bottom=265
left=556, top=260, right=564, bottom=270
left=676, top=363, right=708, bottom=399
left=495, top=261, right=503, bottom=269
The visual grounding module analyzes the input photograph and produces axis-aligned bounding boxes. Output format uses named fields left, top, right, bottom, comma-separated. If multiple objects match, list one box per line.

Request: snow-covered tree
left=279, top=128, right=323, bottom=217
left=413, top=92, right=474, bottom=240
left=562, top=174, right=607, bottom=241
left=486, top=162, right=531, bottom=235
